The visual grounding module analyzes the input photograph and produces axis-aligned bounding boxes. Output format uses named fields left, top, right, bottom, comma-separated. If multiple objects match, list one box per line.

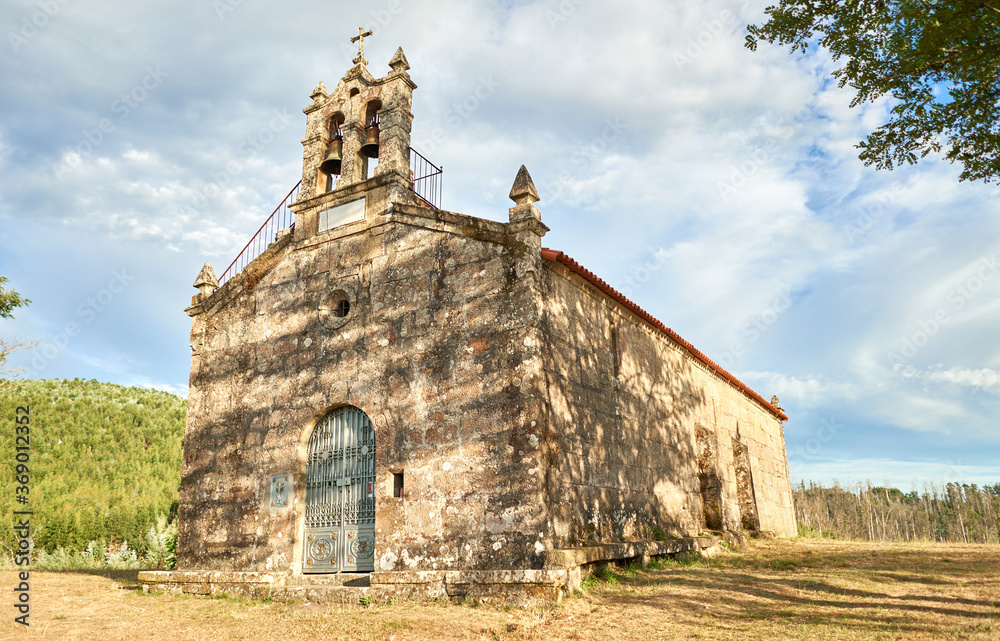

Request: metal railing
left=216, top=149, right=440, bottom=289
left=409, top=147, right=442, bottom=209
left=218, top=181, right=301, bottom=287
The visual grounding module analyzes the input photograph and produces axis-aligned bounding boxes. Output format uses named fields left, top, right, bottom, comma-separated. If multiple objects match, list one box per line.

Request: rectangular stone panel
left=319, top=198, right=366, bottom=232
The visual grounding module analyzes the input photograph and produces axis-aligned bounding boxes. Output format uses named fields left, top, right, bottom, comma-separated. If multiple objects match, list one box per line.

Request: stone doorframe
left=289, top=393, right=393, bottom=575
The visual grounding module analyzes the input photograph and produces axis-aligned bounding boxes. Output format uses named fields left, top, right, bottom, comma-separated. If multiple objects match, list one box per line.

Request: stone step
left=274, top=585, right=372, bottom=605
left=291, top=573, right=371, bottom=588
left=138, top=570, right=374, bottom=603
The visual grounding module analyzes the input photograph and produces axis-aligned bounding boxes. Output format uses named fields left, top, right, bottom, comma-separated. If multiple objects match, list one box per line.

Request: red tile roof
left=540, top=248, right=788, bottom=422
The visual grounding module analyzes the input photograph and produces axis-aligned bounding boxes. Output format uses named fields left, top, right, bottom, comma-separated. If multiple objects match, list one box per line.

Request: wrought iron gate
left=303, top=406, right=376, bottom=573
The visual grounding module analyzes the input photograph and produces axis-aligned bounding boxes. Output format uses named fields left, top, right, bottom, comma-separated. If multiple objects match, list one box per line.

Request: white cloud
left=738, top=371, right=861, bottom=406
left=897, top=365, right=1000, bottom=393
left=135, top=378, right=189, bottom=399
left=78, top=352, right=143, bottom=376
left=1, top=0, right=999, bottom=482
left=788, top=458, right=1000, bottom=489
left=789, top=458, right=1000, bottom=492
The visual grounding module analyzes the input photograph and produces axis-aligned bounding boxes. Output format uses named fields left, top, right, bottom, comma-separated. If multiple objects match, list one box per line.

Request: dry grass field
left=2, top=538, right=998, bottom=640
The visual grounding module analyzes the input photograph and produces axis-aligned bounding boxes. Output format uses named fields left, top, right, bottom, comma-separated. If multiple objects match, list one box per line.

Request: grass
left=1, top=538, right=998, bottom=640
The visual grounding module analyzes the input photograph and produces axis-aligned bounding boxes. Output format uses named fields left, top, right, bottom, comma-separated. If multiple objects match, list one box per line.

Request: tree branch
left=0, top=337, right=38, bottom=380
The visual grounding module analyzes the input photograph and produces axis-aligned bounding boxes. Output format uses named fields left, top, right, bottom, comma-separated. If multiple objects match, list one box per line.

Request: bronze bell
left=359, top=124, right=380, bottom=159
left=319, top=137, right=343, bottom=175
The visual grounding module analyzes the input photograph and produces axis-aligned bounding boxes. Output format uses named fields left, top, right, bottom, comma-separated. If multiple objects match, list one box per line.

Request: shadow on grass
left=581, top=544, right=1000, bottom=636
left=45, top=569, right=143, bottom=588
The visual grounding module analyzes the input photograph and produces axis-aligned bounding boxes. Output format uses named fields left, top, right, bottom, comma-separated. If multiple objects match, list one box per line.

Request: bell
left=359, top=124, right=380, bottom=159
left=319, top=137, right=343, bottom=175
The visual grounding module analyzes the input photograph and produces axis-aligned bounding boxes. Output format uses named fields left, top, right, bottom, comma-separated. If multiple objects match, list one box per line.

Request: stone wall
left=181, top=205, right=795, bottom=583
left=537, top=259, right=796, bottom=544
left=179, top=199, right=554, bottom=575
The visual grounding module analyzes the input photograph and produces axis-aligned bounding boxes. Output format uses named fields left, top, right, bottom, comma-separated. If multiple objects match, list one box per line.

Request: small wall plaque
left=318, top=198, right=365, bottom=232
left=270, top=474, right=291, bottom=510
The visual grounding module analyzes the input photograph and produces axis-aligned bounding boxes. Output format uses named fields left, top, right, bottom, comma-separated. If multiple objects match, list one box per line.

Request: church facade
left=146, top=44, right=795, bottom=604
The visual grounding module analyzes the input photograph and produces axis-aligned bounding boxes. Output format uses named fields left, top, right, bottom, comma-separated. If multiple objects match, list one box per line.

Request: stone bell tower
left=291, top=34, right=420, bottom=241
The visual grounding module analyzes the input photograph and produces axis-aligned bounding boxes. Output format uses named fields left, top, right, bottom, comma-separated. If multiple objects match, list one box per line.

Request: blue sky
left=1, top=0, right=998, bottom=490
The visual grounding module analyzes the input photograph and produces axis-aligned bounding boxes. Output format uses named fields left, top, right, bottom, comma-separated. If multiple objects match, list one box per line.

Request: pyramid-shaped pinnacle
left=310, top=81, right=328, bottom=100
left=388, top=47, right=410, bottom=72
left=509, top=165, right=540, bottom=205
left=193, top=262, right=219, bottom=291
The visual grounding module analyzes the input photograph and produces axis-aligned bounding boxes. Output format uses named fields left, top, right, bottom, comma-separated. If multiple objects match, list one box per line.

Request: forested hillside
left=794, top=481, right=1000, bottom=543
left=0, top=378, right=184, bottom=559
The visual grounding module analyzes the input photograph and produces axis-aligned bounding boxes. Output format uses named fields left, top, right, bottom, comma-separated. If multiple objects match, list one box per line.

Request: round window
left=320, top=289, right=354, bottom=330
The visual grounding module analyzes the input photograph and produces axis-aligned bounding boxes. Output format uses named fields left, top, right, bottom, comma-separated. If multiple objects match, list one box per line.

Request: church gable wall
left=179, top=210, right=551, bottom=575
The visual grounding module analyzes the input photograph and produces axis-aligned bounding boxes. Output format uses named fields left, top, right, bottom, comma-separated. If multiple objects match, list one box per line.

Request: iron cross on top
left=351, top=28, right=374, bottom=66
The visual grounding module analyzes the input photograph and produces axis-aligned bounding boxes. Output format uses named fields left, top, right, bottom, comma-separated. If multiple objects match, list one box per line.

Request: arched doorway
left=303, top=406, right=376, bottom=573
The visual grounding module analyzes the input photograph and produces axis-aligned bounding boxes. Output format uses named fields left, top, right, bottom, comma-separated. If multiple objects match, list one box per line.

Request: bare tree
left=0, top=275, right=34, bottom=380
left=0, top=336, right=37, bottom=380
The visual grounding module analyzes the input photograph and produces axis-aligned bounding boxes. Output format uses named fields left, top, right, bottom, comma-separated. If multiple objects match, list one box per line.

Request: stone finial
left=508, top=165, right=540, bottom=206
left=508, top=165, right=546, bottom=231
left=193, top=262, right=219, bottom=298
left=310, top=81, right=329, bottom=100
left=388, top=47, right=410, bottom=72
left=770, top=395, right=782, bottom=410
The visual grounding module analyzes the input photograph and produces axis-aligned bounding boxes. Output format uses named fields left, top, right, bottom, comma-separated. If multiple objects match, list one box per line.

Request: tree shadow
left=603, top=563, right=997, bottom=632
left=47, top=569, right=142, bottom=588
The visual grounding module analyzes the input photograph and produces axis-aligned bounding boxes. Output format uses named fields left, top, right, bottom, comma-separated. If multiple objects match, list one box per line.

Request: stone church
left=140, top=40, right=795, bottom=604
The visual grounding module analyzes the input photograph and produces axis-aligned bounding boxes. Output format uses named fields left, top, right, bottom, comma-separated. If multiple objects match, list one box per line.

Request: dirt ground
left=2, top=538, right=998, bottom=641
